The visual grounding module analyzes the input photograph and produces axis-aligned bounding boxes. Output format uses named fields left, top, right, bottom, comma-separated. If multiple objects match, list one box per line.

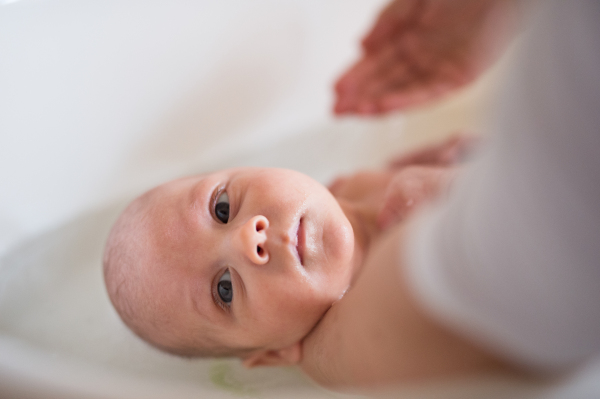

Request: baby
left=103, top=136, right=471, bottom=368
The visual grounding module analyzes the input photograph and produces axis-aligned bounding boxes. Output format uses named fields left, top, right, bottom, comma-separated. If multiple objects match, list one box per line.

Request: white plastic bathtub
left=2, top=0, right=599, bottom=398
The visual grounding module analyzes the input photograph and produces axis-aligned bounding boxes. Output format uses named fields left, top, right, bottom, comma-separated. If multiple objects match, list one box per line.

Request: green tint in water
left=209, top=361, right=258, bottom=397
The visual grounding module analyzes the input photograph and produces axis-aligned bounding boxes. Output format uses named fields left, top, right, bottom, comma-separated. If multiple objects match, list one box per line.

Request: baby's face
left=131, top=168, right=355, bottom=357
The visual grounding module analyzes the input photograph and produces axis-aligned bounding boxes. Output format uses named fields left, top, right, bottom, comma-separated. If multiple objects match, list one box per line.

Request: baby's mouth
left=289, top=216, right=305, bottom=267
left=296, top=217, right=305, bottom=266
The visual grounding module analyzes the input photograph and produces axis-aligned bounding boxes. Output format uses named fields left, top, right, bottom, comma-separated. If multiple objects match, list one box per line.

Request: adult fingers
left=377, top=166, right=458, bottom=230
left=335, top=46, right=410, bottom=115
left=377, top=168, right=428, bottom=229
left=334, top=57, right=379, bottom=114
left=362, top=0, right=422, bottom=53
left=388, top=133, right=478, bottom=168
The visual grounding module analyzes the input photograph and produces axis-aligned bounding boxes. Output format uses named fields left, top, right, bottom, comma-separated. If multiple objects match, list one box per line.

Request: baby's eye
left=215, top=191, right=230, bottom=224
left=218, top=270, right=233, bottom=304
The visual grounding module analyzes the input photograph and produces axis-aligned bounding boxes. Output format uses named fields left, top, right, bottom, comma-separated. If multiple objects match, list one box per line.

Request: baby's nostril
left=257, top=246, right=263, bottom=256
left=255, top=218, right=267, bottom=232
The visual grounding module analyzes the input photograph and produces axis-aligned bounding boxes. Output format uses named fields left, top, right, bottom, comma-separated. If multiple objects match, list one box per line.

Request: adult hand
left=334, top=0, right=517, bottom=115
left=377, top=165, right=457, bottom=230
left=378, top=134, right=477, bottom=229
left=329, top=135, right=477, bottom=230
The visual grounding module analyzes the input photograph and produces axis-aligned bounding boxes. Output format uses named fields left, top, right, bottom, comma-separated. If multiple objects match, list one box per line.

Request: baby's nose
left=237, top=215, right=269, bottom=265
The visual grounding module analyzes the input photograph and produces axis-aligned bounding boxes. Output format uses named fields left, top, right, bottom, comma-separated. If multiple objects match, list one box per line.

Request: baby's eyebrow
left=189, top=278, right=217, bottom=323
left=188, top=177, right=204, bottom=207
left=187, top=176, right=212, bottom=217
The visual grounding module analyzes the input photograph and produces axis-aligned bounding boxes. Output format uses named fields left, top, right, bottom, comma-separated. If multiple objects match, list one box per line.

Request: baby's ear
left=242, top=341, right=302, bottom=368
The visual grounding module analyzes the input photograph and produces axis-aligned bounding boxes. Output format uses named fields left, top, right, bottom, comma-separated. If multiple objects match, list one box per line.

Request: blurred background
left=0, top=0, right=508, bottom=398
left=0, top=0, right=500, bottom=256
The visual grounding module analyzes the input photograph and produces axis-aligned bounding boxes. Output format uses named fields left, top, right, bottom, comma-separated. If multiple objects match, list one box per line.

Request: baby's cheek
left=322, top=216, right=354, bottom=270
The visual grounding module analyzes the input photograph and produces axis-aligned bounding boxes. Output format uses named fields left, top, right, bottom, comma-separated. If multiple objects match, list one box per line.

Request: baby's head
left=103, top=167, right=355, bottom=366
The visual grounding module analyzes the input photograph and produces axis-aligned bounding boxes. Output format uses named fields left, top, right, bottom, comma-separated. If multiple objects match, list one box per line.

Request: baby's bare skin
left=103, top=135, right=471, bottom=368
left=104, top=168, right=362, bottom=364
left=300, top=221, right=508, bottom=389
left=298, top=138, right=511, bottom=389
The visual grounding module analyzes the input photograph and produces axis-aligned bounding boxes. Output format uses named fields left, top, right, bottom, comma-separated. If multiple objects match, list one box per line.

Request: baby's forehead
left=141, top=175, right=214, bottom=265
left=153, top=173, right=208, bottom=197
left=143, top=174, right=210, bottom=220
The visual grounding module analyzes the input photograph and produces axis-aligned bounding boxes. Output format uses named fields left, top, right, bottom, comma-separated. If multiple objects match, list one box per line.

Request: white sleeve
left=403, top=0, right=600, bottom=372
